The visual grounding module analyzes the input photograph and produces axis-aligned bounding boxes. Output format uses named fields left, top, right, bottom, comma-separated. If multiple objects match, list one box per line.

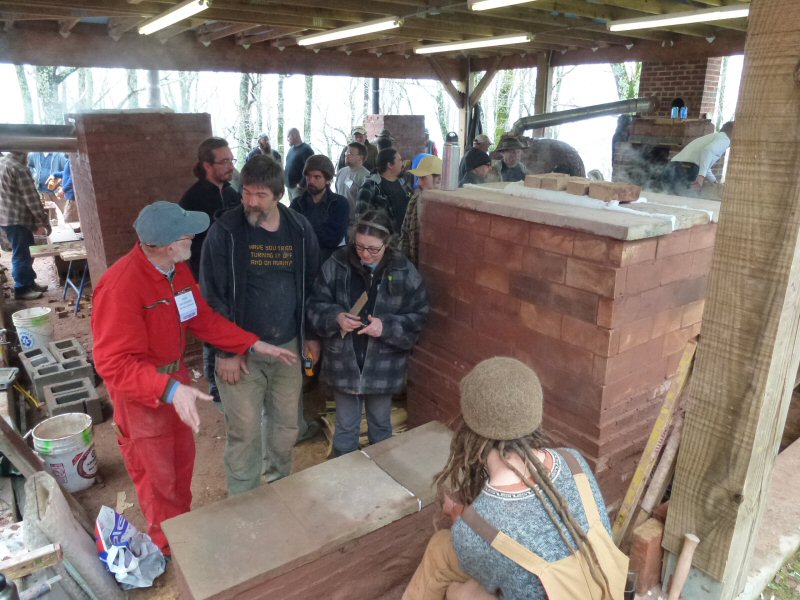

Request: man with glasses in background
left=179, top=137, right=241, bottom=407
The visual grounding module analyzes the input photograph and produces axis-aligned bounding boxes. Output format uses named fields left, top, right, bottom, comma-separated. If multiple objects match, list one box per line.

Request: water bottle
left=680, top=106, right=688, bottom=119
left=670, top=106, right=679, bottom=119
left=0, top=574, right=20, bottom=600
left=441, top=132, right=461, bottom=191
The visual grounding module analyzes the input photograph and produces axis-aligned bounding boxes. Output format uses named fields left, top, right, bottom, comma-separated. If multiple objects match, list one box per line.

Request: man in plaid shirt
left=0, top=152, right=51, bottom=300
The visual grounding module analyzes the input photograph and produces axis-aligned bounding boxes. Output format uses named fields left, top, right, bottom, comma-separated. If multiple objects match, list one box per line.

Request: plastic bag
left=95, top=505, right=166, bottom=590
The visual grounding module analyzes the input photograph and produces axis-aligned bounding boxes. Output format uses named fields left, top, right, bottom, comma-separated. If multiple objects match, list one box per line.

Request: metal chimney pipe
left=511, top=97, right=654, bottom=136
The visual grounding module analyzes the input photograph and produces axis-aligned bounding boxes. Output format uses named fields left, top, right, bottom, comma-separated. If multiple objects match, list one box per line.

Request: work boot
left=14, top=287, right=43, bottom=300
left=32, top=282, right=48, bottom=293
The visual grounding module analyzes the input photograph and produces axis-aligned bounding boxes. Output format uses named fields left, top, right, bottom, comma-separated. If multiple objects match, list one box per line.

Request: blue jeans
left=1, top=225, right=36, bottom=289
left=332, top=390, right=392, bottom=456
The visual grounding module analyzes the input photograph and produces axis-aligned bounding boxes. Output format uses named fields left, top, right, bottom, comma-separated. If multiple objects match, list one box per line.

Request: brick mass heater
left=406, top=185, right=719, bottom=509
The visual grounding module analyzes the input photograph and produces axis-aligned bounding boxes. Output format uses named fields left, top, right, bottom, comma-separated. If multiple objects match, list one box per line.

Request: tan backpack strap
left=554, top=449, right=603, bottom=527
left=460, top=506, right=549, bottom=574
left=461, top=505, right=499, bottom=545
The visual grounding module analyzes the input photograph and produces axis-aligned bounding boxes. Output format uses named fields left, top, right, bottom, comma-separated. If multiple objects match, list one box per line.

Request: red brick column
left=639, top=57, right=723, bottom=119
left=72, top=112, right=213, bottom=281
left=365, top=115, right=427, bottom=162
left=407, top=199, right=716, bottom=508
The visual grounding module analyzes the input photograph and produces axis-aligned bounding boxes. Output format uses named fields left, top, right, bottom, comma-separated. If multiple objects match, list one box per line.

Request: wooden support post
left=531, top=51, right=553, bottom=138
left=662, top=1, right=800, bottom=597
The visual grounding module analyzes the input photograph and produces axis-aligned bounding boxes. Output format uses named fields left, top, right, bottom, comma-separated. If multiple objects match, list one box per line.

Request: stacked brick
left=407, top=199, right=716, bottom=508
left=20, top=339, right=101, bottom=423
left=638, top=57, right=722, bottom=120
left=365, top=115, right=427, bottom=163
left=72, top=112, right=213, bottom=281
left=525, top=174, right=642, bottom=202
left=614, top=118, right=718, bottom=187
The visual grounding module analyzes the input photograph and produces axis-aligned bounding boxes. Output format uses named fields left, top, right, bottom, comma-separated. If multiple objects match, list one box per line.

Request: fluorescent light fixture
left=469, top=0, right=536, bottom=11
left=297, top=17, right=402, bottom=46
left=138, top=0, right=210, bottom=35
left=414, top=33, right=532, bottom=55
left=607, top=4, right=749, bottom=32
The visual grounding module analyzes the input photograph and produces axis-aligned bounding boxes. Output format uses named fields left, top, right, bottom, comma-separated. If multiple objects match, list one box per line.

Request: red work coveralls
left=92, top=244, right=258, bottom=552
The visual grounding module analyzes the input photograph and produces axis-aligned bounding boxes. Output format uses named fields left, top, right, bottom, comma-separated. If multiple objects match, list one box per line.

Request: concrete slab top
left=427, top=185, right=719, bottom=241
left=164, top=439, right=431, bottom=599
left=270, top=450, right=420, bottom=548
left=362, top=421, right=453, bottom=506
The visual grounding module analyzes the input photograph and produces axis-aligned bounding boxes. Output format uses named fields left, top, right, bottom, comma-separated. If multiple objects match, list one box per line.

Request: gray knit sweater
left=451, top=448, right=611, bottom=599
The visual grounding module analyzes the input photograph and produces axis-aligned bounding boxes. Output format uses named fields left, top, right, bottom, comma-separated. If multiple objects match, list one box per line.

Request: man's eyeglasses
left=214, top=158, right=237, bottom=166
left=355, top=243, right=385, bottom=256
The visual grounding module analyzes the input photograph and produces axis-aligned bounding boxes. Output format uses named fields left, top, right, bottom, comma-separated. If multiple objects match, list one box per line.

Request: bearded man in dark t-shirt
left=200, top=156, right=320, bottom=494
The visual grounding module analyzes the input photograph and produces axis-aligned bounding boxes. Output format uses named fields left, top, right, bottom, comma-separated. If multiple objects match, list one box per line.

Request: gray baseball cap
left=134, top=201, right=209, bottom=246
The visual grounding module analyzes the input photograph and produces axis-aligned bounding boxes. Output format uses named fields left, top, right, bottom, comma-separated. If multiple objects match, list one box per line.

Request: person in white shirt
left=662, top=121, right=733, bottom=194
left=335, top=142, right=370, bottom=227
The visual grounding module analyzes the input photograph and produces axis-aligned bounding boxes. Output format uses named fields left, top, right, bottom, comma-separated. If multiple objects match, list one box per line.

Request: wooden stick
left=667, top=533, right=700, bottom=600
left=0, top=543, right=62, bottom=579
left=641, top=412, right=685, bottom=516
left=613, top=340, right=696, bottom=547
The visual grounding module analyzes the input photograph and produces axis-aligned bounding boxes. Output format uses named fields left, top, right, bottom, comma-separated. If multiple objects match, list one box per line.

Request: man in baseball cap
left=91, top=200, right=296, bottom=555
left=336, top=125, right=377, bottom=172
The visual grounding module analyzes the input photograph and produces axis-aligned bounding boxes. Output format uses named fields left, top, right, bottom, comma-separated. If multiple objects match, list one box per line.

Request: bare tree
left=276, top=74, right=287, bottom=158
left=15, top=66, right=34, bottom=124
left=610, top=62, right=642, bottom=100
left=493, top=69, right=516, bottom=141
left=304, top=75, right=313, bottom=141
left=75, top=68, right=93, bottom=112
left=548, top=66, right=577, bottom=139
left=127, top=69, right=140, bottom=109
left=33, top=66, right=78, bottom=123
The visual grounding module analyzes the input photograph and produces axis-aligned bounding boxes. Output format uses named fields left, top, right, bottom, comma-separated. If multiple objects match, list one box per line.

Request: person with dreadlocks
left=403, top=357, right=628, bottom=600
left=306, top=209, right=429, bottom=456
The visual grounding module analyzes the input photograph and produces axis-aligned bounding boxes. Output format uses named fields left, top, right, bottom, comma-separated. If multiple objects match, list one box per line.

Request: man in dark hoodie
left=179, top=137, right=241, bottom=407
left=200, top=155, right=320, bottom=493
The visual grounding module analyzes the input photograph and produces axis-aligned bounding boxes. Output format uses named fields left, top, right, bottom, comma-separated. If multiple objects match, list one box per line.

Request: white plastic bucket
left=32, top=413, right=97, bottom=492
left=12, top=307, right=54, bottom=351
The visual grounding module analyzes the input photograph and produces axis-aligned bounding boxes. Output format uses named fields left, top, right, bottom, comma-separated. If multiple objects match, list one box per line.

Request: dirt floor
left=3, top=253, right=331, bottom=598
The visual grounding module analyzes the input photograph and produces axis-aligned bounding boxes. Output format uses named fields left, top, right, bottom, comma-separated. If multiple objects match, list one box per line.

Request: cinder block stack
left=20, top=339, right=101, bottom=423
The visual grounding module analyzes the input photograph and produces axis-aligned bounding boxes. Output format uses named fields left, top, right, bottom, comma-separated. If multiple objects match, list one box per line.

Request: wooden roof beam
left=236, top=27, right=304, bottom=47
left=58, top=17, right=80, bottom=38
left=469, top=56, right=502, bottom=108
left=107, top=16, right=142, bottom=40
left=197, top=22, right=260, bottom=45
left=427, top=57, right=465, bottom=108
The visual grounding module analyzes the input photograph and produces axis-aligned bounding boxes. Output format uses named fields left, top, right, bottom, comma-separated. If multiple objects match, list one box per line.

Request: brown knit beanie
left=303, top=154, right=335, bottom=181
left=460, top=357, right=543, bottom=441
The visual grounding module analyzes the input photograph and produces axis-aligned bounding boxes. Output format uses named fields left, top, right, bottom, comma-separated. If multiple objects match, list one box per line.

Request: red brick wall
left=407, top=199, right=716, bottom=508
left=365, top=115, right=427, bottom=163
left=72, top=112, right=213, bottom=281
left=639, top=57, right=722, bottom=120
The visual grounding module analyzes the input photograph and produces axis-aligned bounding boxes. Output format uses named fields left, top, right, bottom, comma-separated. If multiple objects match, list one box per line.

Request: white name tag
left=175, top=290, right=198, bottom=322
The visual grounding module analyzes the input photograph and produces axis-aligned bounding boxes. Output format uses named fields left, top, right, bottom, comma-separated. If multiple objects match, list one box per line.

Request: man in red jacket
left=92, top=201, right=297, bottom=554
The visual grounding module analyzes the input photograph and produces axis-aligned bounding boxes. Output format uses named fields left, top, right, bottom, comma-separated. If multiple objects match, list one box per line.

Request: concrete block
left=51, top=396, right=103, bottom=424
left=19, top=347, right=56, bottom=379
left=31, top=358, right=94, bottom=405
left=43, top=377, right=99, bottom=422
left=629, top=517, right=664, bottom=594
left=47, top=338, right=87, bottom=363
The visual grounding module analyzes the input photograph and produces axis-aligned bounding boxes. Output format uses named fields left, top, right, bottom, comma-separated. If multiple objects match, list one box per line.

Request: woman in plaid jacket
left=307, top=210, right=429, bottom=456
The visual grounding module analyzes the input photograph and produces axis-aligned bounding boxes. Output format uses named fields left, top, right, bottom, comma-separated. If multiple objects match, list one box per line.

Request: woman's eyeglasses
left=355, top=243, right=385, bottom=256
